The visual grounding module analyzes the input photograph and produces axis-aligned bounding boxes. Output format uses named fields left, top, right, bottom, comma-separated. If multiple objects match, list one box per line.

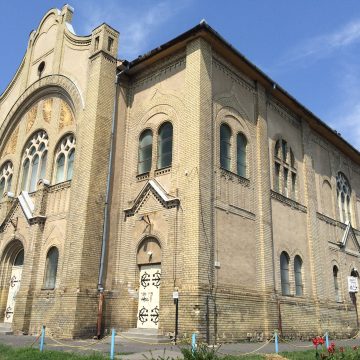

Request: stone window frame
left=137, top=120, right=174, bottom=179
left=219, top=121, right=249, bottom=179
left=280, top=251, right=291, bottom=296
left=273, top=137, right=297, bottom=200
left=20, top=130, right=49, bottom=193
left=53, top=133, right=76, bottom=184
left=157, top=122, right=173, bottom=170
left=332, top=264, right=341, bottom=302
left=294, top=255, right=304, bottom=296
left=336, top=172, right=352, bottom=224
left=0, top=161, right=13, bottom=197
left=42, top=246, right=59, bottom=290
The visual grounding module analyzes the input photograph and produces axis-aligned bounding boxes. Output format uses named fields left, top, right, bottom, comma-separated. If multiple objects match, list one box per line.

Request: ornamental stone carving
left=42, top=98, right=53, bottom=123
left=26, top=105, right=38, bottom=133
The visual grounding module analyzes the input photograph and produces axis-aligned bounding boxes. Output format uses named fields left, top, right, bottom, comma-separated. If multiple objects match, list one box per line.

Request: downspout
left=96, top=64, right=129, bottom=339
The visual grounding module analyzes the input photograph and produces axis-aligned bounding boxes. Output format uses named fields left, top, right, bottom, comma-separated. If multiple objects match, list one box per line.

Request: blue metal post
left=274, top=330, right=279, bottom=354
left=325, top=332, right=329, bottom=348
left=110, top=328, right=116, bottom=360
left=192, top=333, right=197, bottom=354
left=39, top=325, right=46, bottom=352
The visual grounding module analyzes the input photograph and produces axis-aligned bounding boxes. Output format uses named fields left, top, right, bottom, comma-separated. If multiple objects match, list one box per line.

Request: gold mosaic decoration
left=42, top=98, right=53, bottom=123
left=26, top=105, right=38, bottom=133
left=2, top=126, right=19, bottom=156
left=59, top=100, right=74, bottom=130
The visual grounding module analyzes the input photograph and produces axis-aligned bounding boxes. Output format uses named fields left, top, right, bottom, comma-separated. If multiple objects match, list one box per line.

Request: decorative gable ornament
left=339, top=221, right=360, bottom=254
left=124, top=179, right=179, bottom=217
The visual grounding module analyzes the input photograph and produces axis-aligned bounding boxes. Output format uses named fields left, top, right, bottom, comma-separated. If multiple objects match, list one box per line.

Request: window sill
left=271, top=190, right=307, bottom=213
left=41, top=288, right=55, bottom=291
left=219, top=168, right=250, bottom=187
left=136, top=172, right=149, bottom=181
left=154, top=167, right=171, bottom=177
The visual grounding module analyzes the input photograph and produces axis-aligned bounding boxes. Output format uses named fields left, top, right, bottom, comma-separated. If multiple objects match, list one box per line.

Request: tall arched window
left=0, top=161, right=13, bottom=197
left=274, top=138, right=296, bottom=199
left=280, top=251, right=290, bottom=295
left=336, top=172, right=351, bottom=223
left=157, top=122, right=173, bottom=169
left=54, top=134, right=76, bottom=183
left=294, top=255, right=303, bottom=296
left=333, top=265, right=340, bottom=302
left=220, top=124, right=231, bottom=171
left=21, top=131, right=48, bottom=192
left=237, top=133, right=247, bottom=178
left=43, top=247, right=59, bottom=289
left=138, top=130, right=153, bottom=174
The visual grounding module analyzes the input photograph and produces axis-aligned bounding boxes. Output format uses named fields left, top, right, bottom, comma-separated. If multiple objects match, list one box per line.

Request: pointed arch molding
left=0, top=74, right=84, bottom=146
left=125, top=179, right=180, bottom=217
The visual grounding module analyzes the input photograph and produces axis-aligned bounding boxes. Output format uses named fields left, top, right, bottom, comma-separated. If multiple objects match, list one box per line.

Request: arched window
left=237, top=133, right=247, bottom=177
left=274, top=138, right=296, bottom=199
left=54, top=134, right=76, bottom=183
left=280, top=252, right=290, bottom=295
left=21, top=131, right=48, bottom=192
left=333, top=266, right=340, bottom=302
left=14, top=249, right=24, bottom=266
left=138, top=130, right=153, bottom=174
left=157, top=122, right=173, bottom=169
left=294, top=255, right=303, bottom=296
left=43, top=247, right=59, bottom=289
left=336, top=172, right=351, bottom=223
left=0, top=161, right=13, bottom=197
left=220, top=124, right=231, bottom=171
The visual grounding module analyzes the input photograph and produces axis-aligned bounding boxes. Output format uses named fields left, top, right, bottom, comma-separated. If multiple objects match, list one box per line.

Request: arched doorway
left=1, top=242, right=24, bottom=323
left=136, top=237, right=161, bottom=329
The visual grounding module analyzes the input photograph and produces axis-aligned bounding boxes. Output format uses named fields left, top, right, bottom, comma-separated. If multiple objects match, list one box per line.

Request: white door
left=4, top=266, right=22, bottom=323
left=137, top=264, right=161, bottom=329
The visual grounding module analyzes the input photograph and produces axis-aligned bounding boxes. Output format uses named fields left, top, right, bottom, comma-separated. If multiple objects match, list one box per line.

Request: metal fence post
left=274, top=329, right=279, bottom=354
left=39, top=325, right=46, bottom=352
left=110, top=328, right=116, bottom=360
left=192, top=333, right=197, bottom=354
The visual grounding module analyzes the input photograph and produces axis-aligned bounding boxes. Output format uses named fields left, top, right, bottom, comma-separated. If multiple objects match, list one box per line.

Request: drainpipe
left=96, top=64, right=129, bottom=339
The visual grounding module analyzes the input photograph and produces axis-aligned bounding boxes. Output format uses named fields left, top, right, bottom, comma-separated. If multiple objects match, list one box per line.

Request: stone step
left=116, top=328, right=172, bottom=344
left=0, top=323, right=13, bottom=335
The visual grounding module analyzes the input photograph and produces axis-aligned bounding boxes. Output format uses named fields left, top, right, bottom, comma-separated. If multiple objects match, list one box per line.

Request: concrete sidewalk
left=1, top=334, right=360, bottom=359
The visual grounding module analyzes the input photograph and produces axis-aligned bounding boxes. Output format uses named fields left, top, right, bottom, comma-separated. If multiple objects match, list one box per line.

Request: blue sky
left=1, top=1, right=360, bottom=150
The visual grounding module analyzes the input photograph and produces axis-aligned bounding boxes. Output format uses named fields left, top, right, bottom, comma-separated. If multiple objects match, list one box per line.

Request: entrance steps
left=116, top=328, right=172, bottom=344
left=0, top=323, right=13, bottom=335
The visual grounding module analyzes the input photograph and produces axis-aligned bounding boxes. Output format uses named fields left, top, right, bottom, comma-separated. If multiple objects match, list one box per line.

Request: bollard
left=110, top=328, right=116, bottom=360
left=192, top=333, right=197, bottom=354
left=39, top=325, right=46, bottom=352
left=274, top=329, right=279, bottom=354
left=325, top=332, right=329, bottom=349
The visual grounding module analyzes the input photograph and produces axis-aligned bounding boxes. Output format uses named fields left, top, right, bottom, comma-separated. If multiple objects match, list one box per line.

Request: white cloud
left=75, top=0, right=189, bottom=59
left=281, top=19, right=360, bottom=65
left=327, top=65, right=360, bottom=150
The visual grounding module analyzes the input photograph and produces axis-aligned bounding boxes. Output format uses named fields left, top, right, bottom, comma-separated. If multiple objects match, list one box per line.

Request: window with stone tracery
left=0, top=161, right=13, bottom=197
left=274, top=138, right=297, bottom=199
left=336, top=172, right=351, bottom=223
left=21, top=131, right=48, bottom=192
left=54, top=134, right=76, bottom=183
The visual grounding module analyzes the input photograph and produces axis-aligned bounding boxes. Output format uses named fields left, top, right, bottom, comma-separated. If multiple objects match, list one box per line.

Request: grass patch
left=280, top=350, right=316, bottom=359
left=0, top=343, right=106, bottom=360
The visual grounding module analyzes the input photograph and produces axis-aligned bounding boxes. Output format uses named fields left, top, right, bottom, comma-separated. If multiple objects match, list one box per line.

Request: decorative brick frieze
left=271, top=190, right=307, bottom=213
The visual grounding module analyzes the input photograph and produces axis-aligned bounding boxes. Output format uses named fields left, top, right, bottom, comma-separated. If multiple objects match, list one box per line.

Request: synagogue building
left=0, top=6, right=360, bottom=342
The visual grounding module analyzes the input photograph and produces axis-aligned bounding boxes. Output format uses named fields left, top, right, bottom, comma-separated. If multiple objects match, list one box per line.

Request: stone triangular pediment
left=340, top=222, right=360, bottom=254
left=124, top=179, right=179, bottom=217
left=0, top=192, right=46, bottom=231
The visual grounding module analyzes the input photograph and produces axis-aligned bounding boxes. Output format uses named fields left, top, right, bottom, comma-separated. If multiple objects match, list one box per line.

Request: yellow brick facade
left=1, top=6, right=360, bottom=342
